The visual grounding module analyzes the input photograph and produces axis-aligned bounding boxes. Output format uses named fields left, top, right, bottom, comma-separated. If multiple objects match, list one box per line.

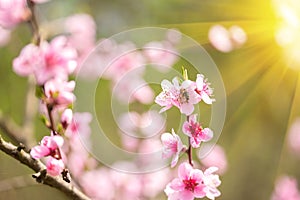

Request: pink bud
left=46, top=157, right=65, bottom=176
left=61, top=108, right=73, bottom=128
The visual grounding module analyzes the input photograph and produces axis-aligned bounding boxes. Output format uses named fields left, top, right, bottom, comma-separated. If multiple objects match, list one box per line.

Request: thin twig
left=26, top=0, right=41, bottom=45
left=0, top=134, right=90, bottom=200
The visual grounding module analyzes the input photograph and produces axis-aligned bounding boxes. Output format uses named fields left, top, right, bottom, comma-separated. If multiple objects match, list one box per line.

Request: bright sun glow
left=273, top=0, right=300, bottom=69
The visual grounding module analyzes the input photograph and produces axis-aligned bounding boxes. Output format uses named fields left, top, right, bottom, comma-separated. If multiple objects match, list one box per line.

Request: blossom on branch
left=182, top=114, right=213, bottom=148
left=161, top=129, right=185, bottom=168
left=165, top=162, right=221, bottom=200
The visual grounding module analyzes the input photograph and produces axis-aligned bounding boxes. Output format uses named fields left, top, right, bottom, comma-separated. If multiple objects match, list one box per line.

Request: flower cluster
left=156, top=72, right=221, bottom=200
left=155, top=74, right=214, bottom=115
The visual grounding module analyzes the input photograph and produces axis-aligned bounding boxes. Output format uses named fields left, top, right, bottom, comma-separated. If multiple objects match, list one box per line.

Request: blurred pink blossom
left=103, top=41, right=145, bottom=82
left=80, top=168, right=115, bottom=200
left=31, top=0, right=50, bottom=3
left=161, top=129, right=185, bottom=168
left=13, top=36, right=78, bottom=84
left=113, top=75, right=154, bottom=104
left=182, top=114, right=213, bottom=148
left=46, top=157, right=65, bottom=176
left=64, top=14, right=96, bottom=57
left=0, top=0, right=29, bottom=29
left=200, top=145, right=228, bottom=175
left=155, top=77, right=198, bottom=115
left=44, top=79, right=75, bottom=106
left=0, top=26, right=10, bottom=46
left=208, top=25, right=247, bottom=53
left=65, top=112, right=92, bottom=138
left=271, top=175, right=300, bottom=200
left=118, top=110, right=165, bottom=137
left=143, top=41, right=179, bottom=72
left=288, top=118, right=300, bottom=155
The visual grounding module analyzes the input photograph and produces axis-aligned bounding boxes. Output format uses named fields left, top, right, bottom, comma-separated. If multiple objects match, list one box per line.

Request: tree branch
left=0, top=134, right=90, bottom=200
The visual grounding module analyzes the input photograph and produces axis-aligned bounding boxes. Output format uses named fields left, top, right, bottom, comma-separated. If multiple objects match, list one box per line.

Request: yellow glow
left=273, top=0, right=300, bottom=70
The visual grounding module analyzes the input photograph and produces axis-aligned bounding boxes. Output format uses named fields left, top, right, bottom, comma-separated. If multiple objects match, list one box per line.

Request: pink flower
left=65, top=112, right=92, bottom=138
left=44, top=79, right=75, bottom=106
left=202, top=167, right=221, bottom=200
left=13, top=43, right=40, bottom=76
left=182, top=114, right=213, bottom=148
left=80, top=168, right=115, bottom=200
left=103, top=41, right=145, bottom=82
left=194, top=74, right=215, bottom=104
left=287, top=118, right=300, bottom=155
left=61, top=108, right=73, bottom=129
left=35, top=36, right=77, bottom=84
left=208, top=24, right=247, bottom=53
left=64, top=14, right=96, bottom=55
left=46, top=157, right=64, bottom=176
left=13, top=36, right=77, bottom=84
left=143, top=41, right=179, bottom=72
left=200, top=145, right=228, bottom=175
left=271, top=176, right=300, bottom=200
left=155, top=77, right=198, bottom=115
left=0, top=0, right=29, bottom=29
left=30, top=135, right=64, bottom=159
left=164, top=162, right=206, bottom=200
left=161, top=129, right=185, bottom=168
left=112, top=74, right=154, bottom=104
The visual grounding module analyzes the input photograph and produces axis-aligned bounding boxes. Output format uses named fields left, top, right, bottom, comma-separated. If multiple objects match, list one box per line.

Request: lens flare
left=273, top=0, right=300, bottom=69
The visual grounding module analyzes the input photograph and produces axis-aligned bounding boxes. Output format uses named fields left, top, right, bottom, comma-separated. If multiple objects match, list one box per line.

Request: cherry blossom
left=164, top=162, right=206, bottom=200
left=194, top=74, right=215, bottom=104
left=200, top=145, right=228, bottom=175
left=13, top=36, right=78, bottom=85
left=208, top=24, right=247, bottom=53
left=287, top=118, right=300, bottom=155
left=46, top=157, right=65, bottom=176
left=64, top=14, right=96, bottom=56
left=161, top=129, right=185, bottom=167
left=143, top=41, right=179, bottom=72
left=0, top=0, right=29, bottom=29
left=203, top=167, right=221, bottom=200
left=65, top=112, right=92, bottom=138
left=60, top=108, right=73, bottom=129
left=155, top=77, right=198, bottom=115
left=44, top=79, right=75, bottom=106
left=30, top=135, right=64, bottom=159
left=271, top=176, right=300, bottom=200
left=182, top=114, right=213, bottom=148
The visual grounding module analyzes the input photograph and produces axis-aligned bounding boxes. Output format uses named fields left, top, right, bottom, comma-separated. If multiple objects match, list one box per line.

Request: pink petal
left=180, top=103, right=194, bottom=116
left=30, top=145, right=50, bottom=159
left=169, top=178, right=185, bottom=191
left=201, top=128, right=213, bottom=141
left=178, top=162, right=193, bottom=181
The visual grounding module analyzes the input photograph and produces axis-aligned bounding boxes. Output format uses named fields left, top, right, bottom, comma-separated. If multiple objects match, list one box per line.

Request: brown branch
left=0, top=134, right=90, bottom=200
left=26, top=0, right=41, bottom=45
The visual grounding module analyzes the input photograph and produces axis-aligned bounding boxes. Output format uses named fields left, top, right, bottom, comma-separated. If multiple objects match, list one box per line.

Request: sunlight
left=273, top=0, right=300, bottom=69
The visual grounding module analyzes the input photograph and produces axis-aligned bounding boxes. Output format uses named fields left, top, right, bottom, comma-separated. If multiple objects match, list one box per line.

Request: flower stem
left=186, top=115, right=193, bottom=166
left=26, top=0, right=41, bottom=45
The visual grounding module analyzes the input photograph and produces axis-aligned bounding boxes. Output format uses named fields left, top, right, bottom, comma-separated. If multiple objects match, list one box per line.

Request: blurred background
left=1, top=0, right=300, bottom=199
